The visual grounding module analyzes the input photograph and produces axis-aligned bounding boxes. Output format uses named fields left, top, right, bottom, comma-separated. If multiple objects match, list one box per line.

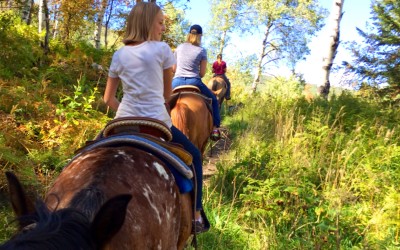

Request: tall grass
left=198, top=78, right=400, bottom=249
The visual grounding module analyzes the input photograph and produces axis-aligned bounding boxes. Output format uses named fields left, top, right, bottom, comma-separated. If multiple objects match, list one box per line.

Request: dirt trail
left=202, top=127, right=231, bottom=180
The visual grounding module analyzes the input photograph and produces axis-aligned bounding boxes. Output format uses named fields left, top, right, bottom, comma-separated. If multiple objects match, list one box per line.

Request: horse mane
left=68, top=186, right=105, bottom=221
left=172, top=102, right=190, bottom=137
left=1, top=200, right=95, bottom=250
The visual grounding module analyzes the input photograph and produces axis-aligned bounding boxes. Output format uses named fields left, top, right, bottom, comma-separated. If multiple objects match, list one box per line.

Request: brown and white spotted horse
left=2, top=144, right=193, bottom=249
left=1, top=172, right=131, bottom=250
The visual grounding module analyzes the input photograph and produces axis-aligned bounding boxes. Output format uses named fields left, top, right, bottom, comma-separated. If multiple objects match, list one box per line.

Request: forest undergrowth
left=0, top=12, right=399, bottom=249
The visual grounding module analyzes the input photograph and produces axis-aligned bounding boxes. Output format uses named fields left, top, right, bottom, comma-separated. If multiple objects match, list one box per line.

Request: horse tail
left=171, top=101, right=190, bottom=137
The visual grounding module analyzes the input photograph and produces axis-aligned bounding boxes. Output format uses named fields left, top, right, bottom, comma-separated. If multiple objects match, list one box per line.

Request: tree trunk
left=52, top=5, right=60, bottom=39
left=38, top=0, right=44, bottom=33
left=252, top=22, right=272, bottom=93
left=53, top=19, right=59, bottom=39
left=95, top=0, right=108, bottom=49
left=218, top=30, right=227, bottom=56
left=38, top=0, right=50, bottom=55
left=319, top=0, right=344, bottom=98
left=43, top=0, right=50, bottom=54
left=104, top=0, right=116, bottom=49
left=22, top=0, right=34, bottom=25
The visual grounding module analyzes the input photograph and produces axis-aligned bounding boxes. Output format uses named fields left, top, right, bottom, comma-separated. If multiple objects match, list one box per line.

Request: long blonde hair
left=123, top=2, right=161, bottom=45
left=186, top=32, right=202, bottom=46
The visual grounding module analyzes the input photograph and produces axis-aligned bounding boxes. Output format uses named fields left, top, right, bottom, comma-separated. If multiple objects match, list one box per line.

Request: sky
left=184, top=0, right=373, bottom=87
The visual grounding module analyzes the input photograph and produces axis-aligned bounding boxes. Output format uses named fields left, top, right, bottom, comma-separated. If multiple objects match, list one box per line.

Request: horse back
left=46, top=146, right=192, bottom=250
left=171, top=94, right=213, bottom=154
left=207, top=77, right=227, bottom=106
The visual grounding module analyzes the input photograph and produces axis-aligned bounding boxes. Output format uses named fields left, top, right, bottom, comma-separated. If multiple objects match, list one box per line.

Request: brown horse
left=3, top=145, right=193, bottom=249
left=170, top=89, right=213, bottom=155
left=207, top=76, right=227, bottom=109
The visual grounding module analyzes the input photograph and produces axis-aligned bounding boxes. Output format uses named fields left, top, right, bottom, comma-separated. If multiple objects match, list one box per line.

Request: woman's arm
left=103, top=76, right=120, bottom=112
left=199, top=59, right=207, bottom=78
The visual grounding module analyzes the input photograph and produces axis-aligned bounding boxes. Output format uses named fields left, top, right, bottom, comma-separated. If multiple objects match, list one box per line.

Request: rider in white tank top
left=108, top=41, right=175, bottom=127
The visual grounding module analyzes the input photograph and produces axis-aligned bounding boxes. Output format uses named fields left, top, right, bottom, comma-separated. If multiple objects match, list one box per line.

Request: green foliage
left=0, top=11, right=43, bottom=79
left=345, top=0, right=400, bottom=101
left=208, top=76, right=400, bottom=248
left=55, top=75, right=100, bottom=125
left=0, top=3, right=399, bottom=249
left=0, top=199, right=15, bottom=243
left=208, top=0, right=246, bottom=55
left=163, top=2, right=189, bottom=49
left=247, top=0, right=326, bottom=70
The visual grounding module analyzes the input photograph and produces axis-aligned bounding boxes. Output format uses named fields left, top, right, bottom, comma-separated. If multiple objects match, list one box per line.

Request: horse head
left=2, top=172, right=131, bottom=250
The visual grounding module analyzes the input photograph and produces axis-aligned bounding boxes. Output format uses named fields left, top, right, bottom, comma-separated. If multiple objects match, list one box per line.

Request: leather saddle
left=92, top=117, right=192, bottom=166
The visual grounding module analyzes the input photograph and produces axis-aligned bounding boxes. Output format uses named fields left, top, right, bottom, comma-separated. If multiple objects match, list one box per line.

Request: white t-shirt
left=108, top=41, right=175, bottom=127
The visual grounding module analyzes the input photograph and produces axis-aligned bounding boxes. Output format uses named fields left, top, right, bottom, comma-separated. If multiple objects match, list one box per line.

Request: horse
left=170, top=87, right=214, bottom=156
left=207, top=76, right=227, bottom=109
left=2, top=130, right=194, bottom=249
left=2, top=171, right=131, bottom=250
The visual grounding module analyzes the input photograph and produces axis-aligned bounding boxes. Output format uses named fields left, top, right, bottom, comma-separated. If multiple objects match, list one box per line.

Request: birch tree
left=21, top=0, right=34, bottom=24
left=319, top=0, right=344, bottom=98
left=42, top=0, right=50, bottom=54
left=248, top=0, right=325, bottom=92
left=208, top=0, right=245, bottom=56
left=47, top=0, right=96, bottom=46
left=51, top=2, right=60, bottom=39
left=38, top=0, right=45, bottom=33
left=94, top=0, right=108, bottom=49
left=102, top=0, right=115, bottom=49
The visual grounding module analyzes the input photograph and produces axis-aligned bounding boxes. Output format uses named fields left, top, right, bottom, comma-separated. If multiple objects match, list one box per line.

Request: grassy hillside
left=198, top=78, right=400, bottom=249
left=1, top=12, right=399, bottom=249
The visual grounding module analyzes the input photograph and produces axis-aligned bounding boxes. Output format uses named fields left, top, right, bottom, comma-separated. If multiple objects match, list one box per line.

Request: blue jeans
left=171, top=126, right=203, bottom=211
left=172, top=77, right=221, bottom=128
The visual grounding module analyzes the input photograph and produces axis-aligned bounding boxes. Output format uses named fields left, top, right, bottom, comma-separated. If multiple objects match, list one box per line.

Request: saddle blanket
left=69, top=135, right=194, bottom=193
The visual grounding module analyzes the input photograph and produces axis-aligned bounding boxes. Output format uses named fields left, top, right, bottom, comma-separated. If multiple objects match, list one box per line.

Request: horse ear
left=90, top=194, right=132, bottom=248
left=5, top=172, right=36, bottom=221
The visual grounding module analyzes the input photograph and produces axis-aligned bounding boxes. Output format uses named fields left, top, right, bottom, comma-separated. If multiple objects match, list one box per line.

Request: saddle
left=91, top=117, right=192, bottom=166
left=172, top=85, right=201, bottom=93
left=215, top=74, right=225, bottom=80
left=169, top=86, right=213, bottom=114
left=75, top=117, right=196, bottom=193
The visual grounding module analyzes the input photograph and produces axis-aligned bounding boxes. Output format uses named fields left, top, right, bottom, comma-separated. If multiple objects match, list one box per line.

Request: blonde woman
left=103, top=2, right=209, bottom=233
left=172, top=24, right=221, bottom=140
